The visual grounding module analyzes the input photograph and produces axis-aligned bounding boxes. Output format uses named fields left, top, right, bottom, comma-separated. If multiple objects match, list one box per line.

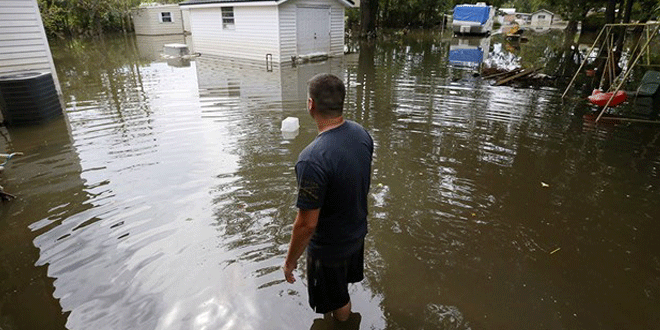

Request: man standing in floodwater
left=284, top=73, right=374, bottom=323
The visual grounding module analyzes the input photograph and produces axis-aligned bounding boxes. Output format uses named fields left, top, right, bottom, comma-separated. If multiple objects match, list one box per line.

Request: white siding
left=182, top=9, right=192, bottom=34
left=132, top=5, right=185, bottom=35
left=278, top=0, right=345, bottom=62
left=189, top=6, right=280, bottom=62
left=531, top=12, right=553, bottom=27
left=0, top=0, right=59, bottom=88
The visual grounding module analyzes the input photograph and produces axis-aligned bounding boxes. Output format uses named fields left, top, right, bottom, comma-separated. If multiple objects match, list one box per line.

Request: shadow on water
left=1, top=32, right=659, bottom=330
left=0, top=118, right=83, bottom=329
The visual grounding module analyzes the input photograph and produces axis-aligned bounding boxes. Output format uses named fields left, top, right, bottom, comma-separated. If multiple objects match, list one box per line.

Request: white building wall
left=531, top=12, right=553, bottom=27
left=0, top=0, right=59, bottom=88
left=182, top=9, right=192, bottom=34
left=189, top=6, right=280, bottom=63
left=278, top=0, right=345, bottom=62
left=329, top=4, right=345, bottom=56
left=132, top=5, right=185, bottom=35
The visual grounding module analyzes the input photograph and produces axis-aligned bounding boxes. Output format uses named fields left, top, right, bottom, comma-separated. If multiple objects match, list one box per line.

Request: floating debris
left=550, top=247, right=561, bottom=255
left=481, top=66, right=553, bottom=86
left=0, top=152, right=23, bottom=173
left=0, top=185, right=15, bottom=201
left=424, top=304, right=471, bottom=330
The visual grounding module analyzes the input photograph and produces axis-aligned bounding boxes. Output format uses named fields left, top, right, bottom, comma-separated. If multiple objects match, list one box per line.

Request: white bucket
left=281, top=117, right=300, bottom=132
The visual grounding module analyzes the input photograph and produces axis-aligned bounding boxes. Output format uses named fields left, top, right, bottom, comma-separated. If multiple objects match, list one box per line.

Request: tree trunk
left=605, top=0, right=617, bottom=24
left=615, top=0, right=624, bottom=23
left=596, top=0, right=621, bottom=90
left=563, top=20, right=579, bottom=48
left=627, top=10, right=654, bottom=69
left=555, top=20, right=581, bottom=80
left=381, top=0, right=390, bottom=28
left=622, top=0, right=633, bottom=23
left=613, top=0, right=634, bottom=62
left=360, top=0, right=378, bottom=38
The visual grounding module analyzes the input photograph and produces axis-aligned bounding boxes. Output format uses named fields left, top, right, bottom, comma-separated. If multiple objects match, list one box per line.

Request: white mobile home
left=0, top=0, right=64, bottom=125
left=180, top=0, right=354, bottom=64
left=0, top=0, right=59, bottom=86
left=132, top=4, right=189, bottom=35
left=530, top=9, right=554, bottom=27
left=514, top=13, right=532, bottom=25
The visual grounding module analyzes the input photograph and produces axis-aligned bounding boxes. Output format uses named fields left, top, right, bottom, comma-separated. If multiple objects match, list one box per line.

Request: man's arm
left=283, top=208, right=320, bottom=283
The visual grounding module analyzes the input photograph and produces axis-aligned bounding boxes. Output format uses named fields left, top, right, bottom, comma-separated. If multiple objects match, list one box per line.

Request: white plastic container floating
left=281, top=117, right=300, bottom=132
left=282, top=130, right=299, bottom=140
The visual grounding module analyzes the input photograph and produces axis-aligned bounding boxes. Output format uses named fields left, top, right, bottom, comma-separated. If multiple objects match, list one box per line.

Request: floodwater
left=1, top=31, right=659, bottom=330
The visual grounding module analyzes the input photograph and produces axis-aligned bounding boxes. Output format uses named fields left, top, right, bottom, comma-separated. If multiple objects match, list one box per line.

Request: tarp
left=453, top=5, right=490, bottom=24
left=448, top=48, right=484, bottom=66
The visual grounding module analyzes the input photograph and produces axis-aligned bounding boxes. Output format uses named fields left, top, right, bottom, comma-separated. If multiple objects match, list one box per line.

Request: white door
left=296, top=6, right=330, bottom=56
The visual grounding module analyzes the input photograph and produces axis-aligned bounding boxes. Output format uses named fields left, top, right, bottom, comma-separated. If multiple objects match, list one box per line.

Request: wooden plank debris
left=495, top=67, right=543, bottom=86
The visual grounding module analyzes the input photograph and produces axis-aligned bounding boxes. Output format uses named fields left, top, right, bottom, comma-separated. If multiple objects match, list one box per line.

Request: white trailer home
left=452, top=2, right=495, bottom=35
left=179, top=0, right=354, bottom=64
left=530, top=9, right=555, bottom=27
left=0, top=0, right=64, bottom=125
left=131, top=4, right=190, bottom=35
left=0, top=0, right=59, bottom=85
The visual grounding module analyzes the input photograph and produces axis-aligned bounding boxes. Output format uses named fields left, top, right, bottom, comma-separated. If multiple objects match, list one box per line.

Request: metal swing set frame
left=562, top=22, right=660, bottom=124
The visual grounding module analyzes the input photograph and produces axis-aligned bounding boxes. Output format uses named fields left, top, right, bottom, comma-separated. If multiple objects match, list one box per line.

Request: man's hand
left=284, top=260, right=297, bottom=283
left=284, top=208, right=319, bottom=284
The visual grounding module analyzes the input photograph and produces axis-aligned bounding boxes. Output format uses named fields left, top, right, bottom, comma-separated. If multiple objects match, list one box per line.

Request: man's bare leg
left=332, top=301, right=351, bottom=322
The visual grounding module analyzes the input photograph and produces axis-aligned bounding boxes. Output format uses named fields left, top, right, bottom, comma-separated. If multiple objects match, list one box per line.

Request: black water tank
left=0, top=72, right=63, bottom=126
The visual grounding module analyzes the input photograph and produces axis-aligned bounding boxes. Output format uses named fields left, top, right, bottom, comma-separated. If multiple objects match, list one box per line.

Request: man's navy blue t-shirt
left=296, top=120, right=373, bottom=260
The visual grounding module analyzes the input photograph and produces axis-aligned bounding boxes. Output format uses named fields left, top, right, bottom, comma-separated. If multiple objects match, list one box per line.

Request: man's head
left=307, top=73, right=345, bottom=118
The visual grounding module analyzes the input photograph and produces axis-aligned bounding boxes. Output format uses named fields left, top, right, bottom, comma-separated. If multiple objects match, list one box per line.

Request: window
left=222, top=7, right=234, bottom=29
left=538, top=15, right=546, bottom=19
left=160, top=12, right=173, bottom=23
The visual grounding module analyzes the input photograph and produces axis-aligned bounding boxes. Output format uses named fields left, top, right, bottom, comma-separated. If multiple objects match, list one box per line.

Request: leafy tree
left=361, top=0, right=379, bottom=37
left=37, top=0, right=143, bottom=37
left=378, top=0, right=454, bottom=29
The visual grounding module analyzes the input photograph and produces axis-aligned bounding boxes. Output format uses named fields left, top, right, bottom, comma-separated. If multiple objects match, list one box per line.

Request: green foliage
left=632, top=0, right=660, bottom=21
left=379, top=0, right=453, bottom=28
left=37, top=0, right=143, bottom=37
left=346, top=7, right=360, bottom=31
left=582, top=12, right=605, bottom=31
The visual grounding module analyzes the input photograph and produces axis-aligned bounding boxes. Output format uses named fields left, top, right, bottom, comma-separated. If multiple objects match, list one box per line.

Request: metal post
left=266, top=53, right=273, bottom=72
left=646, top=27, right=651, bottom=66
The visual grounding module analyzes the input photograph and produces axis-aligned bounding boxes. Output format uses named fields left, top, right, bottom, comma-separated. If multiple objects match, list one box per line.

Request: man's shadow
left=310, top=312, right=361, bottom=330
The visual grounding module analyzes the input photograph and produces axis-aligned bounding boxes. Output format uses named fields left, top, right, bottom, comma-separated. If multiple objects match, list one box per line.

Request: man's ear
left=307, top=97, right=315, bottom=114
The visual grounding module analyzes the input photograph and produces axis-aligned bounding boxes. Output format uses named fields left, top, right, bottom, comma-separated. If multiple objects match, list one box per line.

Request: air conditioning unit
left=0, top=72, right=62, bottom=126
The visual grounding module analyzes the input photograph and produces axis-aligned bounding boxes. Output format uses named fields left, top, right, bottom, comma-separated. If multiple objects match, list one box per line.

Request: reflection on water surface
left=0, top=32, right=659, bottom=330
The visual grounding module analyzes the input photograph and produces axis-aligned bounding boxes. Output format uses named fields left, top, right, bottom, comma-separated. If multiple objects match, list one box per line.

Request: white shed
left=180, top=0, right=354, bottom=64
left=131, top=4, right=189, bottom=35
left=531, top=9, right=554, bottom=27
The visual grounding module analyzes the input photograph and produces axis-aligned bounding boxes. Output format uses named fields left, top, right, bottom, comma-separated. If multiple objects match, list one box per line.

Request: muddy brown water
left=0, top=32, right=659, bottom=330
